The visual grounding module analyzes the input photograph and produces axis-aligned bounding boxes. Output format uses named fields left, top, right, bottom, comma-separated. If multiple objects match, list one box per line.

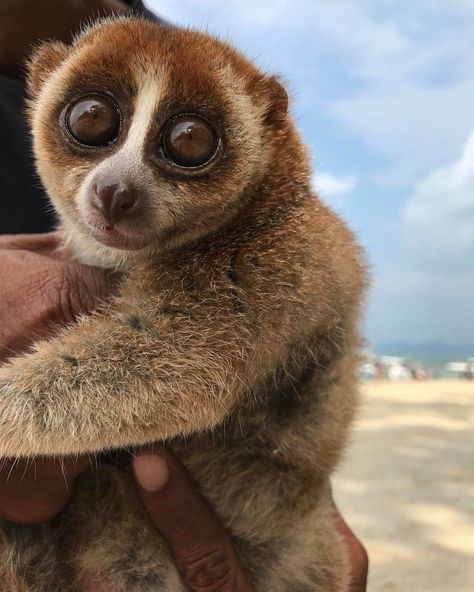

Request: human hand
left=0, top=445, right=367, bottom=591
left=0, top=232, right=119, bottom=362
left=133, top=448, right=255, bottom=591
left=0, top=455, right=90, bottom=524
left=334, top=506, right=369, bottom=591
left=0, top=447, right=254, bottom=590
left=0, top=0, right=129, bottom=77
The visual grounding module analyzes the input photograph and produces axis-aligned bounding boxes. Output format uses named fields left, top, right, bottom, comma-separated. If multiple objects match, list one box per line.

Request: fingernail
left=133, top=454, right=170, bottom=493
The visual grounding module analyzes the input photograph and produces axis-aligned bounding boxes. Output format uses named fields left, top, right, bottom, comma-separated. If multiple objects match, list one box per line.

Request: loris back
left=0, top=17, right=367, bottom=591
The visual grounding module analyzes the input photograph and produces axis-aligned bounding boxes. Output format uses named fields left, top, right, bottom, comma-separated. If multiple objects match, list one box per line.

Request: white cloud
left=403, top=130, right=474, bottom=270
left=332, top=78, right=474, bottom=188
left=312, top=172, right=357, bottom=198
left=321, top=1, right=474, bottom=186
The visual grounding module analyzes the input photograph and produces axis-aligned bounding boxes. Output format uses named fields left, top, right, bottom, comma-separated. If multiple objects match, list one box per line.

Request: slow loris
left=0, top=16, right=367, bottom=592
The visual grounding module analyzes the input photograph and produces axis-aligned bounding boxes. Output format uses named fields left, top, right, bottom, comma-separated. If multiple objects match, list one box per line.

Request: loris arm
left=0, top=261, right=306, bottom=457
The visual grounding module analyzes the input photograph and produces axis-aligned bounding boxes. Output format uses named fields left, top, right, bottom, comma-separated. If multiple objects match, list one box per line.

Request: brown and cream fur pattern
left=0, top=17, right=367, bottom=591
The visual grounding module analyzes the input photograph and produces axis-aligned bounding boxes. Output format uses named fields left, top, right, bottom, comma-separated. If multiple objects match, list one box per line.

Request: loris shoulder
left=0, top=16, right=367, bottom=592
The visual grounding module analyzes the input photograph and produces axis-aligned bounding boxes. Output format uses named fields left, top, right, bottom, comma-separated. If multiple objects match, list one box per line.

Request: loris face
left=27, top=18, right=288, bottom=267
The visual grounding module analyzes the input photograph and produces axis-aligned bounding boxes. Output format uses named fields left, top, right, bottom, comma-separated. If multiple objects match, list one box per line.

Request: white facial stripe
left=123, top=75, right=162, bottom=166
left=100, top=73, right=165, bottom=177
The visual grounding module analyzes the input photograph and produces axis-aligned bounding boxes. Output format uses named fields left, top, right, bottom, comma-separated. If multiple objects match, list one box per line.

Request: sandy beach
left=333, top=380, right=474, bottom=592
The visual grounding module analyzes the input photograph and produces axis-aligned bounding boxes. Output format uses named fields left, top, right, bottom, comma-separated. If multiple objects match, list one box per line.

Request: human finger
left=133, top=448, right=254, bottom=592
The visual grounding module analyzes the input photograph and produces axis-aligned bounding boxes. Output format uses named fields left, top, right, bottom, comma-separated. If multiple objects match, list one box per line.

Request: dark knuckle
left=181, top=548, right=236, bottom=591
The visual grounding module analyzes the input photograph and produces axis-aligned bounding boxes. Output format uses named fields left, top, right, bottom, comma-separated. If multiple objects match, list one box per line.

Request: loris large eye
left=162, top=115, right=219, bottom=168
left=65, top=95, right=120, bottom=146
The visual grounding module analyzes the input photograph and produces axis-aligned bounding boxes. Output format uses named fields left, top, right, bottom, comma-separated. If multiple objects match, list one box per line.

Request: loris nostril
left=116, top=189, right=138, bottom=212
left=94, top=182, right=118, bottom=207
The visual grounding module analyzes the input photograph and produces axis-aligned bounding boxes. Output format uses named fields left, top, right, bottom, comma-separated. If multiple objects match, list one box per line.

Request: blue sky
left=148, top=0, right=474, bottom=348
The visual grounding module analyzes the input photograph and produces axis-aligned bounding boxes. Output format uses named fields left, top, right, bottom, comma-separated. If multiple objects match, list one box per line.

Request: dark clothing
left=0, top=75, right=50, bottom=233
left=127, top=0, right=159, bottom=23
left=0, top=0, right=161, bottom=234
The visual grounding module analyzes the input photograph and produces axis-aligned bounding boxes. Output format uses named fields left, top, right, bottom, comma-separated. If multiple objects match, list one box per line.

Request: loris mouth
left=85, top=220, right=152, bottom=251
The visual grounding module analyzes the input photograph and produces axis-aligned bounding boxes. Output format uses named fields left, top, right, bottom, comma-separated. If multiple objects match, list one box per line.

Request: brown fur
left=0, top=17, right=367, bottom=591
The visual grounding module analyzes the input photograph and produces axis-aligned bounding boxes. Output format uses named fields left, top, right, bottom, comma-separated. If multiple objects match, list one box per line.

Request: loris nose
left=90, top=179, right=140, bottom=224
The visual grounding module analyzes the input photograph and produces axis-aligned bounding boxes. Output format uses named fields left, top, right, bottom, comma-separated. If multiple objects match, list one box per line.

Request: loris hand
left=0, top=233, right=119, bottom=362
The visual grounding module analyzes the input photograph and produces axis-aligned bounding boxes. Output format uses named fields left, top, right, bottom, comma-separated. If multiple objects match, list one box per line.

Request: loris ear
left=259, top=75, right=289, bottom=128
left=26, top=41, right=70, bottom=97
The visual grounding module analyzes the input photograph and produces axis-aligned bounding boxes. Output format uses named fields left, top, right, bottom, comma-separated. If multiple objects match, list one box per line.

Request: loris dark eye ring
left=162, top=115, right=219, bottom=168
left=65, top=95, right=120, bottom=147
